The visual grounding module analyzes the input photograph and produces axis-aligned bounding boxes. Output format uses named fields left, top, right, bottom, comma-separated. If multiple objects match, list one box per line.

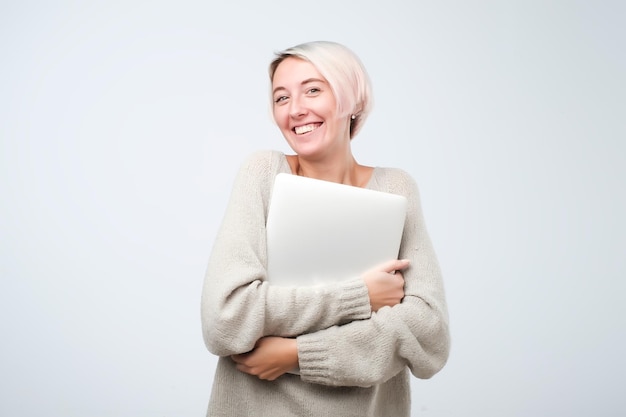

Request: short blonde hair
left=269, top=41, right=373, bottom=139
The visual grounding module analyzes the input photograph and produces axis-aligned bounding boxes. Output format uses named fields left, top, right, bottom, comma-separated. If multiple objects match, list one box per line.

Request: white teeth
left=294, top=124, right=319, bottom=135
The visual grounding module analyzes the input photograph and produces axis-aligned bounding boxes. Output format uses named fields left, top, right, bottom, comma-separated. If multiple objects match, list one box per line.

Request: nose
left=289, top=97, right=307, bottom=118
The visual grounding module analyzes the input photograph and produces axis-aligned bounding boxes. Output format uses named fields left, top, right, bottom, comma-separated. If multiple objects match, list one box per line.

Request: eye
left=307, top=87, right=321, bottom=95
left=274, top=95, right=289, bottom=104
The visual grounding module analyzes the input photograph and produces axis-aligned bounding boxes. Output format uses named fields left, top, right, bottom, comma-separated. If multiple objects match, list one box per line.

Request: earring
left=351, top=114, right=356, bottom=120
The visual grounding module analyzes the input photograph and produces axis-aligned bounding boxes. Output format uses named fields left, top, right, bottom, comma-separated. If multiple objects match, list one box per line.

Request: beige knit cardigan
left=201, top=150, right=450, bottom=417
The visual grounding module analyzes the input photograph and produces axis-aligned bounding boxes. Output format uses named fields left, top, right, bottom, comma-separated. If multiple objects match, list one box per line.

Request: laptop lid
left=266, top=173, right=407, bottom=286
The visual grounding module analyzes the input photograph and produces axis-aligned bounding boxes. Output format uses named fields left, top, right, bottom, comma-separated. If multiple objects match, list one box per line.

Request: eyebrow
left=272, top=78, right=327, bottom=95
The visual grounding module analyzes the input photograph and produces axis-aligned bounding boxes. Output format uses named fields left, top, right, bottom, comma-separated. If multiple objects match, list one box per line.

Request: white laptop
left=266, top=173, right=408, bottom=286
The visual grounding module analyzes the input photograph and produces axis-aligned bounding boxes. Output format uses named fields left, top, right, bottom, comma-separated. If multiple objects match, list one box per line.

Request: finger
left=379, top=258, right=410, bottom=273
left=235, top=363, right=252, bottom=374
left=393, top=270, right=405, bottom=281
left=260, top=367, right=284, bottom=381
left=259, top=372, right=281, bottom=381
left=231, top=353, right=250, bottom=364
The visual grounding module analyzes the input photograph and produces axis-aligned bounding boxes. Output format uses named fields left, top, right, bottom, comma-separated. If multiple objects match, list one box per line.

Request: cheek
left=273, top=107, right=288, bottom=128
left=317, top=100, right=339, bottom=120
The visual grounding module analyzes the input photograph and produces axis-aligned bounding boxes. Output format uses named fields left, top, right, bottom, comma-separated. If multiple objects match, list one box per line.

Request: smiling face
left=271, top=58, right=352, bottom=160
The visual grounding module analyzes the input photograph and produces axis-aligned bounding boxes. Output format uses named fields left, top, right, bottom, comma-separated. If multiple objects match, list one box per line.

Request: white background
left=1, top=1, right=624, bottom=416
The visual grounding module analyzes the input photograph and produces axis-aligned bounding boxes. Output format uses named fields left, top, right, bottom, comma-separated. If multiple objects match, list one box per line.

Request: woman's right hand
left=362, top=259, right=410, bottom=312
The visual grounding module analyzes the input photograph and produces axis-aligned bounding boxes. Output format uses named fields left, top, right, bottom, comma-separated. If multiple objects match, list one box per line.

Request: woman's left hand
left=231, top=336, right=298, bottom=381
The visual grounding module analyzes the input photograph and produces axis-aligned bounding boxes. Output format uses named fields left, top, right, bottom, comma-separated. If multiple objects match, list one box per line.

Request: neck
left=293, top=153, right=368, bottom=187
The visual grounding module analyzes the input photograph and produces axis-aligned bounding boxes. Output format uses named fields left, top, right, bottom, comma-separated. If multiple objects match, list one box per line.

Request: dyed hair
left=269, top=41, right=373, bottom=139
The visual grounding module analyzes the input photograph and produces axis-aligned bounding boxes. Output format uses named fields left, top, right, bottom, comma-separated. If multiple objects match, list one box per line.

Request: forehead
left=272, top=57, right=327, bottom=88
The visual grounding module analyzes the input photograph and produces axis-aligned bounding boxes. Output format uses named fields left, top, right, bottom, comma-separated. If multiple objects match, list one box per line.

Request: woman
left=201, top=41, right=450, bottom=417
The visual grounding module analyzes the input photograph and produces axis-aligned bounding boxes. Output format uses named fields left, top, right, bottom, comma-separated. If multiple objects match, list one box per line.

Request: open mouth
left=294, top=123, right=322, bottom=135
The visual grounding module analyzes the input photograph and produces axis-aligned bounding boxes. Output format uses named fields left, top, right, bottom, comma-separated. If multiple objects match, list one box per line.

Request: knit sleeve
left=296, top=170, right=450, bottom=387
left=201, top=151, right=372, bottom=357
